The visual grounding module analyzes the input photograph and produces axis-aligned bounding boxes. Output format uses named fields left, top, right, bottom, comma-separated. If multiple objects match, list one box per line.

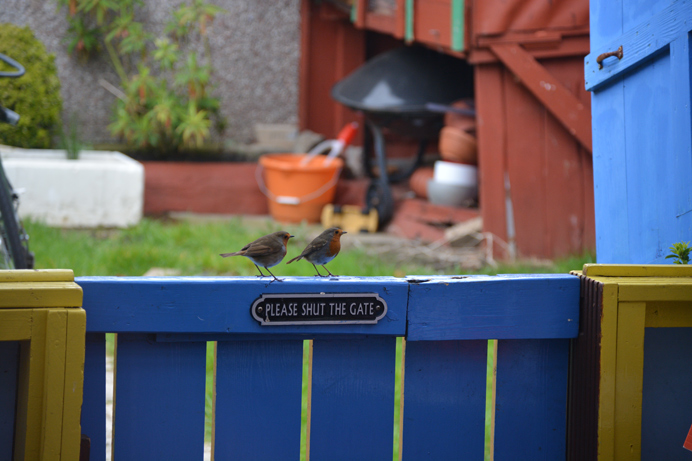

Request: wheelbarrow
left=330, top=45, right=474, bottom=228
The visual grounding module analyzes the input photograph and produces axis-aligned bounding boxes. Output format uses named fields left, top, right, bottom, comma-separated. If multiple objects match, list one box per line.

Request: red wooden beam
left=489, top=43, right=592, bottom=153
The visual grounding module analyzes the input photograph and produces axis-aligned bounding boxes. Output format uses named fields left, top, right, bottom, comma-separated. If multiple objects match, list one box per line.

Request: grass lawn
left=24, top=217, right=593, bottom=460
left=25, top=216, right=593, bottom=277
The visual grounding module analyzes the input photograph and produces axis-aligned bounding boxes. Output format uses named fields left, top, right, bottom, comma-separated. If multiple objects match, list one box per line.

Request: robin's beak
left=289, top=235, right=295, bottom=239
left=341, top=231, right=347, bottom=234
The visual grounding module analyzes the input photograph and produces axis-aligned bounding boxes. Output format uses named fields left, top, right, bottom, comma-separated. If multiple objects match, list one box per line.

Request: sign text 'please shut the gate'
left=251, top=292, right=387, bottom=325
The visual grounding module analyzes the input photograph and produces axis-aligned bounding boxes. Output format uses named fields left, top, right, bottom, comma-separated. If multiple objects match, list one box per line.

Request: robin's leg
left=254, top=264, right=267, bottom=277
left=265, top=266, right=282, bottom=282
left=312, top=264, right=325, bottom=277
left=323, top=265, right=336, bottom=277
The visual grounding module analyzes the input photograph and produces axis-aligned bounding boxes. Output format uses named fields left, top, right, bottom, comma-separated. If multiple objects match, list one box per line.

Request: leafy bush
left=0, top=24, right=62, bottom=148
left=55, top=0, right=225, bottom=154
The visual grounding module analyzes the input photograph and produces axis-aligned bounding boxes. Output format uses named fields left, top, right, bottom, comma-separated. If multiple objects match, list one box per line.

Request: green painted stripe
left=451, top=0, right=464, bottom=51
left=351, top=1, right=357, bottom=23
left=406, top=0, right=414, bottom=42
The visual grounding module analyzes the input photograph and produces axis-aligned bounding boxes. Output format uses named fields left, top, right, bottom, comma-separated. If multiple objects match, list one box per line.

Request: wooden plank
left=645, top=301, right=692, bottom=327
left=641, top=327, right=692, bottom=459
left=598, top=284, right=618, bottom=461
left=0, top=341, right=19, bottom=461
left=77, top=277, right=408, bottom=335
left=17, top=310, right=48, bottom=460
left=490, top=43, right=592, bottom=152
left=62, top=309, right=87, bottom=461
left=485, top=339, right=497, bottom=461
left=214, top=340, right=304, bottom=459
left=396, top=338, right=405, bottom=461
left=113, top=334, right=207, bottom=460
left=614, top=302, right=646, bottom=460
left=623, top=50, right=674, bottom=264
left=541, top=58, right=593, bottom=258
left=590, top=69, right=628, bottom=263
left=583, top=264, right=692, bottom=277
left=503, top=61, right=549, bottom=258
left=310, top=337, right=396, bottom=460
left=620, top=284, right=692, bottom=302
left=0, top=309, right=32, bottom=340
left=413, top=0, right=452, bottom=48
left=303, top=339, right=313, bottom=461
left=407, top=275, right=579, bottom=341
left=474, top=64, right=509, bottom=258
left=585, top=1, right=692, bottom=91
left=0, top=269, right=74, bottom=283
left=494, top=339, right=570, bottom=460
left=41, top=310, right=69, bottom=460
left=80, top=333, right=107, bottom=461
left=0, top=281, right=83, bottom=308
left=670, top=34, right=692, bottom=228
left=401, top=339, right=486, bottom=459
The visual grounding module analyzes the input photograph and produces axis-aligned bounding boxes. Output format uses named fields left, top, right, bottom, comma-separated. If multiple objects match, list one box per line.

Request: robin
left=286, top=227, right=347, bottom=277
left=220, top=231, right=294, bottom=281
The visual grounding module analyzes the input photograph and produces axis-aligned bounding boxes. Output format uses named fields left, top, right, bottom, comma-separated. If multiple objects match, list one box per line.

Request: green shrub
left=0, top=24, right=62, bottom=148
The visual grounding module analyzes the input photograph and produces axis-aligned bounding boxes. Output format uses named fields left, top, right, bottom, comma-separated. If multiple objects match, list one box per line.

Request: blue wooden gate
left=586, top=0, right=692, bottom=263
left=75, top=274, right=578, bottom=460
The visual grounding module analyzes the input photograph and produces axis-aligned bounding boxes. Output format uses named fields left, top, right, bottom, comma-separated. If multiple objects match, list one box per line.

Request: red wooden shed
left=299, top=0, right=594, bottom=260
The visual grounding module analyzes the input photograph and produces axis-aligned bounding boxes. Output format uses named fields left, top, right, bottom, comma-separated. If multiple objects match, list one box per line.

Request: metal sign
left=251, top=292, right=388, bottom=326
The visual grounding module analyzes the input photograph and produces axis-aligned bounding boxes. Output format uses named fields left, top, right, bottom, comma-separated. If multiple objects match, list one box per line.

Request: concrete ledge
left=1, top=146, right=144, bottom=228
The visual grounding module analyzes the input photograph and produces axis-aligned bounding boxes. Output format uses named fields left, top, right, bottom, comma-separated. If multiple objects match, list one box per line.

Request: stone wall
left=0, top=0, right=301, bottom=145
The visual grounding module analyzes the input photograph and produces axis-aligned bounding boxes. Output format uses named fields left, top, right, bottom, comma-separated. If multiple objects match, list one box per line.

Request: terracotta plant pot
left=439, top=126, right=478, bottom=165
left=409, top=166, right=434, bottom=199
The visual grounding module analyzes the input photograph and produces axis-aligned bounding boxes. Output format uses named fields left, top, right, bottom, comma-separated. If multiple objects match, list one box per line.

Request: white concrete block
left=1, top=146, right=144, bottom=228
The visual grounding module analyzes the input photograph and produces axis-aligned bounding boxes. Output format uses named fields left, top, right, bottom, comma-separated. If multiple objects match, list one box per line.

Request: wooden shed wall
left=476, top=57, right=595, bottom=259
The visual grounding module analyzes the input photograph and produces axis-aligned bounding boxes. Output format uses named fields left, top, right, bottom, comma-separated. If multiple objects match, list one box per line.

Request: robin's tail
left=286, top=255, right=303, bottom=264
left=220, top=251, right=242, bottom=257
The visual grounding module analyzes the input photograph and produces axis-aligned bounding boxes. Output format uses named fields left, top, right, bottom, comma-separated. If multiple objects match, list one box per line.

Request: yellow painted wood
left=645, top=301, right=692, bottom=327
left=211, top=341, right=217, bottom=461
left=61, top=309, right=87, bottom=460
left=0, top=281, right=83, bottom=308
left=397, top=337, right=406, bottom=461
left=485, top=339, right=498, bottom=461
left=110, top=334, right=118, bottom=461
left=598, top=283, right=618, bottom=461
left=583, top=264, right=692, bottom=277
left=0, top=310, right=32, bottom=340
left=41, top=310, right=68, bottom=460
left=619, top=283, right=692, bottom=302
left=614, top=302, right=646, bottom=460
left=0, top=269, right=75, bottom=283
left=17, top=309, right=48, bottom=461
left=303, top=339, right=313, bottom=461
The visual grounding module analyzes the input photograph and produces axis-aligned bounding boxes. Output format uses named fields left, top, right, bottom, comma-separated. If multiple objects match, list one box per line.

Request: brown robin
left=220, top=231, right=294, bottom=281
left=286, top=227, right=347, bottom=277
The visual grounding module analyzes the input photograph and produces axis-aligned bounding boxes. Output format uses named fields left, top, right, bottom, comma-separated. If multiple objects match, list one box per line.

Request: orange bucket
left=257, top=153, right=343, bottom=223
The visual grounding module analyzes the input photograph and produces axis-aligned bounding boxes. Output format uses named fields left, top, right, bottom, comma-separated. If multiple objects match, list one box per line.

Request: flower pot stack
left=410, top=99, right=478, bottom=207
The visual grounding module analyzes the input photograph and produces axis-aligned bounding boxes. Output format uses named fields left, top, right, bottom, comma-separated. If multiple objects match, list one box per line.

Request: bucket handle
left=255, top=163, right=342, bottom=205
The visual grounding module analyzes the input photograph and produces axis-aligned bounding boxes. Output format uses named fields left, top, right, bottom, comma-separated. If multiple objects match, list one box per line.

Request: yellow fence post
left=0, top=269, right=85, bottom=461
left=570, top=264, right=692, bottom=461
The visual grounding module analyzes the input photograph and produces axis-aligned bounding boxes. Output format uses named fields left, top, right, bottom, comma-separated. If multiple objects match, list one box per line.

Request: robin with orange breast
left=286, top=227, right=347, bottom=277
left=220, top=230, right=294, bottom=281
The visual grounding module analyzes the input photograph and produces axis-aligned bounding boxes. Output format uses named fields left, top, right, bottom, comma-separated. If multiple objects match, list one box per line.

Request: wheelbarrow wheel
left=365, top=180, right=394, bottom=229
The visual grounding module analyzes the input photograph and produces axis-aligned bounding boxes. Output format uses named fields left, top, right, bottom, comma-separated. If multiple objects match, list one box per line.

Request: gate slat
left=494, top=338, right=569, bottom=460
left=81, top=333, right=106, bottom=461
left=113, top=334, right=207, bottom=460
left=310, top=337, right=396, bottom=460
left=402, top=339, right=487, bottom=459
left=214, top=339, right=304, bottom=459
